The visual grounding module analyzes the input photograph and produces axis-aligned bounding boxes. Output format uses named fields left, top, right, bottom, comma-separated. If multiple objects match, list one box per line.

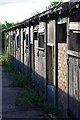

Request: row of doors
left=28, top=32, right=54, bottom=86
left=68, top=55, right=80, bottom=119
left=14, top=25, right=80, bottom=119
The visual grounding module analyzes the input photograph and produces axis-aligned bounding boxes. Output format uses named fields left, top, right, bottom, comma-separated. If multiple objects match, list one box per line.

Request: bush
left=11, top=73, right=28, bottom=87
left=2, top=55, right=17, bottom=74
left=15, top=87, right=57, bottom=114
left=1, top=55, right=29, bottom=88
left=1, top=55, right=8, bottom=65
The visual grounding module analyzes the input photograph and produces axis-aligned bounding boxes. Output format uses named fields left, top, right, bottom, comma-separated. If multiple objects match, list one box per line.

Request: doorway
left=47, top=45, right=54, bottom=85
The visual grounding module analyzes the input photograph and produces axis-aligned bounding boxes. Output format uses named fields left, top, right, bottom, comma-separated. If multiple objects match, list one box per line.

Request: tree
left=46, top=0, right=63, bottom=10
left=1, top=21, right=14, bottom=29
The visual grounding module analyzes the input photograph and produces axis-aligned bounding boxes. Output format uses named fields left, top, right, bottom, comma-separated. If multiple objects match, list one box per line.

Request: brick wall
left=58, top=43, right=68, bottom=117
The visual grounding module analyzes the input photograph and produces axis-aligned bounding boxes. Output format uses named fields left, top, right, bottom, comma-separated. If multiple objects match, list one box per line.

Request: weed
left=1, top=55, right=17, bottom=73
left=15, top=86, right=60, bottom=117
left=11, top=73, right=29, bottom=87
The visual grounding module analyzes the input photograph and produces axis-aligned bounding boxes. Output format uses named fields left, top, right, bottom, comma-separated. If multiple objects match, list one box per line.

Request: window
left=17, top=35, right=20, bottom=48
left=26, top=34, right=28, bottom=46
left=69, top=31, right=80, bottom=52
left=34, top=32, right=37, bottom=40
left=47, top=46, right=54, bottom=85
left=38, top=33, right=44, bottom=48
left=48, top=20, right=55, bottom=44
left=13, top=33, right=15, bottom=40
left=57, top=23, right=67, bottom=43
left=23, top=32, right=25, bottom=40
left=30, top=26, right=33, bottom=43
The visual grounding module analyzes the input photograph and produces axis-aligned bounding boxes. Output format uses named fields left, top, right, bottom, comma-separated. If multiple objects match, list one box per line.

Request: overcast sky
left=0, top=0, right=69, bottom=23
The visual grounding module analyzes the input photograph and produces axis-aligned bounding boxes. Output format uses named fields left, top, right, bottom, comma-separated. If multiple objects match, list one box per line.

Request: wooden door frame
left=47, top=45, right=54, bottom=85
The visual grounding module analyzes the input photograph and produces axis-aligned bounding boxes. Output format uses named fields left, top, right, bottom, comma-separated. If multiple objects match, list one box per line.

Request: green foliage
left=11, top=73, right=28, bottom=87
left=1, top=54, right=9, bottom=65
left=46, top=0, right=63, bottom=10
left=15, top=87, right=55, bottom=113
left=1, top=55, right=28, bottom=87
left=15, top=87, right=61, bottom=118
left=1, top=21, right=14, bottom=29
left=1, top=55, right=18, bottom=76
left=2, top=55, right=30, bottom=88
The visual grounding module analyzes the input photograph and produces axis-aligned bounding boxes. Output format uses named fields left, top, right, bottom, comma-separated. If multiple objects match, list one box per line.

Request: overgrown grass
left=2, top=55, right=17, bottom=73
left=2, top=55, right=29, bottom=87
left=15, top=87, right=57, bottom=113
left=2, top=55, right=62, bottom=119
left=15, top=87, right=62, bottom=119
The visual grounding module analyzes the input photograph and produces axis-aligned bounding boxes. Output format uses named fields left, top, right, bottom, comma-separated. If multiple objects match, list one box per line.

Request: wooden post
left=13, top=31, right=15, bottom=58
left=15, top=30, right=17, bottom=60
left=14, top=30, right=16, bottom=59
left=54, top=20, right=58, bottom=106
left=8, top=31, right=11, bottom=56
left=4, top=32, right=7, bottom=54
left=21, top=28, right=23, bottom=63
left=19, top=28, right=21, bottom=62
left=45, top=18, right=48, bottom=100
left=67, top=17, right=70, bottom=116
left=12, top=31, right=14, bottom=57
left=24, top=28, right=26, bottom=66
left=29, top=23, right=31, bottom=71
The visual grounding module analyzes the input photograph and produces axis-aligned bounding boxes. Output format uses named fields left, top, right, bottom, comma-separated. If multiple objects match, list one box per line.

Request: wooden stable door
left=47, top=46, right=54, bottom=85
left=68, top=55, right=80, bottom=119
left=30, top=44, right=34, bottom=72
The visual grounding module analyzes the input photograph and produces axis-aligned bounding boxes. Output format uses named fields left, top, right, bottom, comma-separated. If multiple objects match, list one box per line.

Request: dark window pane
left=57, top=23, right=67, bottom=43
left=17, top=35, right=20, bottom=48
left=69, top=31, right=80, bottom=52
left=34, top=32, right=37, bottom=40
left=23, top=32, right=25, bottom=40
left=38, top=33, right=44, bottom=48
left=13, top=33, right=15, bottom=40
left=26, top=34, right=28, bottom=45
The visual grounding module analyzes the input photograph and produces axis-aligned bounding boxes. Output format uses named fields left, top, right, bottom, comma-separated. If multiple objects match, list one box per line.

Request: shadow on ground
left=1, top=65, right=50, bottom=120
